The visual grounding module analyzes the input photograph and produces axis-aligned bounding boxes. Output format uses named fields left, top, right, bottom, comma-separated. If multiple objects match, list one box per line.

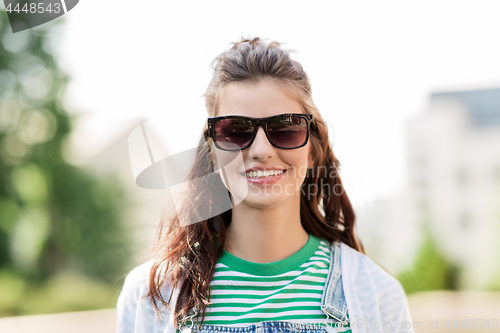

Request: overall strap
left=320, top=240, right=349, bottom=325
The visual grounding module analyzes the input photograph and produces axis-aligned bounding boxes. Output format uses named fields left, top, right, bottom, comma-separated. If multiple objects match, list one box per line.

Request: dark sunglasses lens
left=267, top=115, right=308, bottom=148
left=214, top=118, right=255, bottom=150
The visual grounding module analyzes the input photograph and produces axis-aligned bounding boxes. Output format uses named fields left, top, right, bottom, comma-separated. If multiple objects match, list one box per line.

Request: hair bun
left=230, top=37, right=261, bottom=50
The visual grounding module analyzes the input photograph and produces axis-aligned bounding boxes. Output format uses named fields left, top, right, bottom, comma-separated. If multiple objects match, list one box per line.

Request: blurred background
left=0, top=1, right=499, bottom=332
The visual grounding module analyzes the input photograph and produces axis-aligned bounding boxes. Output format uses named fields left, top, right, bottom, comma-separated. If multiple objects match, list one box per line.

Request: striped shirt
left=180, top=234, right=351, bottom=332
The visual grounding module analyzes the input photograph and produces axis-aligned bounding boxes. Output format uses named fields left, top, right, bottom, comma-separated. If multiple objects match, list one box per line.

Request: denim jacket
left=116, top=241, right=415, bottom=333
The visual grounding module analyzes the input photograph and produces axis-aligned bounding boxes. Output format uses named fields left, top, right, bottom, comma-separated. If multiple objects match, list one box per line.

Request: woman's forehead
left=216, top=79, right=305, bottom=118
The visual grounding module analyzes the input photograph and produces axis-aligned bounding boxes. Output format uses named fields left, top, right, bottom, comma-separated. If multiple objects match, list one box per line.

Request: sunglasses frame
left=207, top=113, right=314, bottom=151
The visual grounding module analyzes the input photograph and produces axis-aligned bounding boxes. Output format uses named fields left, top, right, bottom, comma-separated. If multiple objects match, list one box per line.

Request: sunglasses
left=207, top=113, right=314, bottom=151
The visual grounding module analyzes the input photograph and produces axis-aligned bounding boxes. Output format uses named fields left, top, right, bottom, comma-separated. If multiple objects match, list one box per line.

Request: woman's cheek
left=211, top=145, right=249, bottom=204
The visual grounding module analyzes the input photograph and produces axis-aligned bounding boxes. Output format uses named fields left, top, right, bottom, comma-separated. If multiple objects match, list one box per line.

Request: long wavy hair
left=145, top=37, right=365, bottom=327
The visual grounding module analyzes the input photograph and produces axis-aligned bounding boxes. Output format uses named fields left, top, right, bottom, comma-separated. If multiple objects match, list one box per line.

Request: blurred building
left=360, top=87, right=500, bottom=290
left=406, top=88, right=500, bottom=290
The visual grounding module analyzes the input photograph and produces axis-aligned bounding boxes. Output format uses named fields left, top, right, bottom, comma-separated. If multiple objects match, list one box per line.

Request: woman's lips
left=241, top=170, right=287, bottom=185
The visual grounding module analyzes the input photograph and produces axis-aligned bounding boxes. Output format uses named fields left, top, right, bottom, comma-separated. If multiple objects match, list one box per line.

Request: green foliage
left=398, top=220, right=460, bottom=294
left=0, top=10, right=135, bottom=315
left=0, top=268, right=123, bottom=317
left=486, top=205, right=500, bottom=291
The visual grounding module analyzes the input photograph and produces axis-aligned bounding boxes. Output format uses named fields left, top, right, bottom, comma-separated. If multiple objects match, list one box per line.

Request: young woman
left=117, top=38, right=415, bottom=333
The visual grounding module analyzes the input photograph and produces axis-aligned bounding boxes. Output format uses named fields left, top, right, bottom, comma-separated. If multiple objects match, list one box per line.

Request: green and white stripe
left=183, top=235, right=351, bottom=332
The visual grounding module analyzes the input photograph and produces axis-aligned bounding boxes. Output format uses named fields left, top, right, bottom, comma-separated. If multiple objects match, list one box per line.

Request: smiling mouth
left=241, top=169, right=287, bottom=178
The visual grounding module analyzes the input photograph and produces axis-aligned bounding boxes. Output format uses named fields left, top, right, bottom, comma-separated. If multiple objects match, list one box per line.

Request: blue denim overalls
left=178, top=241, right=348, bottom=333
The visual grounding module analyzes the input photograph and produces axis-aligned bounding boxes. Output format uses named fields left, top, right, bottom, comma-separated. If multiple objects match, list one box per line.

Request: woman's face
left=212, top=79, right=313, bottom=210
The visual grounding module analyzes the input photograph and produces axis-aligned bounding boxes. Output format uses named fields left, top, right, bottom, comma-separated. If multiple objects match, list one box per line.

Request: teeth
left=245, top=170, right=284, bottom=178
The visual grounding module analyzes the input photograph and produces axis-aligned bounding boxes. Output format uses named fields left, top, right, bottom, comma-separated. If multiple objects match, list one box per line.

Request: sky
left=23, top=0, right=500, bottom=209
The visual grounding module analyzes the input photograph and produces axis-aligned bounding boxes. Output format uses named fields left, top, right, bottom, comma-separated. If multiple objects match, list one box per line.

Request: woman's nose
left=246, top=127, right=275, bottom=160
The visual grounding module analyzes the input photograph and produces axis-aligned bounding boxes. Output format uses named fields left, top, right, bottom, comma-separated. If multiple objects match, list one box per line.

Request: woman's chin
left=232, top=193, right=287, bottom=209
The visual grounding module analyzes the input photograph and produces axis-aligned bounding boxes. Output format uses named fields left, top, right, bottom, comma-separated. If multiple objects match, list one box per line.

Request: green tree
left=398, top=219, right=460, bottom=294
left=0, top=9, right=134, bottom=309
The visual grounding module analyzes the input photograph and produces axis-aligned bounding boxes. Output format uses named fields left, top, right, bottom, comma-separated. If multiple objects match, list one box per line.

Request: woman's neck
left=224, top=199, right=309, bottom=263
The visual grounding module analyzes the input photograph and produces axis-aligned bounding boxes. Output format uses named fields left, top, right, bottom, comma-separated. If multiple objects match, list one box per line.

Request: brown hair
left=145, top=37, right=365, bottom=327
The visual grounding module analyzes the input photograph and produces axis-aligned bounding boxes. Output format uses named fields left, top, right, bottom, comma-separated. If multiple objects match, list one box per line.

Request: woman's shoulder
left=125, top=259, right=155, bottom=284
left=337, top=241, right=410, bottom=309
left=338, top=241, right=392, bottom=273
left=337, top=242, right=414, bottom=331
left=116, top=259, right=155, bottom=312
left=337, top=241, right=406, bottom=294
left=116, top=259, right=174, bottom=333
left=119, top=259, right=155, bottom=298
